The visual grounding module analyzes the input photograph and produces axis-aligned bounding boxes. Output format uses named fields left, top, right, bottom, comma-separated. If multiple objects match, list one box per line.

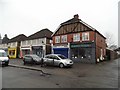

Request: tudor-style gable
left=52, top=14, right=95, bottom=36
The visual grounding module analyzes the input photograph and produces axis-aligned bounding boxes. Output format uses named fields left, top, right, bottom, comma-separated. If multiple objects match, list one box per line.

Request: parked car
left=0, top=50, right=9, bottom=66
left=43, top=54, right=73, bottom=68
left=23, top=54, right=42, bottom=65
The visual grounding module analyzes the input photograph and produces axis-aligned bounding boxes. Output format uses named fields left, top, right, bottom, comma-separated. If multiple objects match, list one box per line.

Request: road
left=2, top=59, right=119, bottom=88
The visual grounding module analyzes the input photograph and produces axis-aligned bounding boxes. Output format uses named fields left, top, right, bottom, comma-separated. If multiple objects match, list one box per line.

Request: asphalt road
left=2, top=59, right=119, bottom=88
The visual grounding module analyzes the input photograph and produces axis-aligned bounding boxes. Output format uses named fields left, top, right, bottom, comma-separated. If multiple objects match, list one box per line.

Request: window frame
left=82, top=32, right=89, bottom=41
left=55, top=36, right=60, bottom=43
left=73, top=33, right=80, bottom=42
left=61, top=35, right=67, bottom=43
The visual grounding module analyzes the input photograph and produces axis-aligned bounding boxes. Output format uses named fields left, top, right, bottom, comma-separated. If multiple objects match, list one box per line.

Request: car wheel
left=59, top=63, right=64, bottom=68
left=5, top=63, right=8, bottom=66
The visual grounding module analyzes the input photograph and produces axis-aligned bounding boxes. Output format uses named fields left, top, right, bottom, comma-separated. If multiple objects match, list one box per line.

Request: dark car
left=23, top=54, right=42, bottom=65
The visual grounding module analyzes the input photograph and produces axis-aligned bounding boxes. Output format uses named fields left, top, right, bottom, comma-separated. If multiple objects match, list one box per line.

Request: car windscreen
left=0, top=52, right=7, bottom=57
left=31, top=55, right=40, bottom=61
left=58, top=55, right=67, bottom=59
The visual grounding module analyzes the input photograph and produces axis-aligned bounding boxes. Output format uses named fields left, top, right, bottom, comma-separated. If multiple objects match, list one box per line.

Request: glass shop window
left=71, top=48, right=79, bottom=59
left=9, top=50, right=15, bottom=56
left=79, top=48, right=92, bottom=60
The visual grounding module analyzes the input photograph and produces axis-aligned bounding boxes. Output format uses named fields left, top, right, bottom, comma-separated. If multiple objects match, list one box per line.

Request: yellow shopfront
left=8, top=48, right=17, bottom=59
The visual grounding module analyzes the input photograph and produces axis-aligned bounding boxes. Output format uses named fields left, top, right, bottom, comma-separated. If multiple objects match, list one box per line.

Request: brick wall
left=52, top=31, right=95, bottom=45
left=96, top=32, right=106, bottom=60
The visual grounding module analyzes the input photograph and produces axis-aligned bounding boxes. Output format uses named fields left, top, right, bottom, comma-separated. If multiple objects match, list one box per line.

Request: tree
left=105, top=32, right=116, bottom=48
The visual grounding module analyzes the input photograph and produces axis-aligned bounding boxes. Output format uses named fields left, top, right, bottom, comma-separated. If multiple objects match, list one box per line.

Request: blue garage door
left=53, top=48, right=68, bottom=58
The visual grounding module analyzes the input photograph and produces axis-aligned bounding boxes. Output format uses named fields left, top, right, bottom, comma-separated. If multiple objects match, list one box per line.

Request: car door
left=45, top=55, right=54, bottom=65
left=53, top=56, right=60, bottom=66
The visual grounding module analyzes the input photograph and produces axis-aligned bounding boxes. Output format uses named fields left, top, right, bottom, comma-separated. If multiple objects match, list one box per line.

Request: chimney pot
left=74, top=14, right=79, bottom=19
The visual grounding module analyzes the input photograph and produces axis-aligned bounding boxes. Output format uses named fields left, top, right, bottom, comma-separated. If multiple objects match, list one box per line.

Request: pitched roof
left=52, top=14, right=106, bottom=39
left=52, top=14, right=96, bottom=37
left=61, top=18, right=81, bottom=26
left=27, top=28, right=53, bottom=40
left=9, top=34, right=27, bottom=43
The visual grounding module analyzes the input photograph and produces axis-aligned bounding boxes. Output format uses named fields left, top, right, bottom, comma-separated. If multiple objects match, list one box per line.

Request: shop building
left=20, top=28, right=53, bottom=58
left=52, top=14, right=106, bottom=63
left=8, top=34, right=27, bottom=59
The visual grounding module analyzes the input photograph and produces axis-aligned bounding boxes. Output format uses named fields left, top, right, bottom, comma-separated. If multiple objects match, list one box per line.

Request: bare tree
left=104, top=32, right=116, bottom=48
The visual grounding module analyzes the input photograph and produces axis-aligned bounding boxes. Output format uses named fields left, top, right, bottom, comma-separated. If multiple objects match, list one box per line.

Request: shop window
left=73, top=33, right=80, bottom=42
left=71, top=48, right=79, bottom=59
left=9, top=50, right=15, bottom=56
left=55, top=36, right=60, bottom=43
left=82, top=32, right=89, bottom=41
left=61, top=35, right=67, bottom=43
left=71, top=47, right=92, bottom=60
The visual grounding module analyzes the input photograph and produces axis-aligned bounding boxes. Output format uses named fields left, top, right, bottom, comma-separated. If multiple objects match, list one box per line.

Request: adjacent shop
left=70, top=42, right=96, bottom=63
left=8, top=47, right=17, bottom=59
left=20, top=46, right=31, bottom=58
left=32, top=46, right=43, bottom=57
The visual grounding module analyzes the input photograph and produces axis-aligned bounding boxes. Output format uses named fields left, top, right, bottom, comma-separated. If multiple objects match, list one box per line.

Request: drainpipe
left=94, top=31, right=97, bottom=64
left=68, top=43, right=70, bottom=59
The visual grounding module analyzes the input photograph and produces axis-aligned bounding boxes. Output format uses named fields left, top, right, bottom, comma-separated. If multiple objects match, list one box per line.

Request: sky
left=0, top=0, right=119, bottom=45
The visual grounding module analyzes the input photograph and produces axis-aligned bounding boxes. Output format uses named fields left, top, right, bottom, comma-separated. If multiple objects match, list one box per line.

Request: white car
left=0, top=50, right=9, bottom=66
left=43, top=54, right=73, bottom=68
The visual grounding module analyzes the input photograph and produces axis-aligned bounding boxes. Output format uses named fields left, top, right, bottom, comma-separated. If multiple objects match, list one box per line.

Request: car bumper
left=0, top=60, right=9, bottom=65
left=64, top=63, right=73, bottom=67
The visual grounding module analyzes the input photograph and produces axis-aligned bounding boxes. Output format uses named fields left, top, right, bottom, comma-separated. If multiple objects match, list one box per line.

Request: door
left=45, top=55, right=54, bottom=65
left=53, top=56, right=60, bottom=66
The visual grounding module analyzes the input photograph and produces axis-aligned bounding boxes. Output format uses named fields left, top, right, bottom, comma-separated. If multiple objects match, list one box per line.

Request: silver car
left=43, top=54, right=73, bottom=68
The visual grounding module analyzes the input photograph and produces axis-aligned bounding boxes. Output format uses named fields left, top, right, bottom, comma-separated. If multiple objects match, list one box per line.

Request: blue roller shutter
left=53, top=48, right=68, bottom=58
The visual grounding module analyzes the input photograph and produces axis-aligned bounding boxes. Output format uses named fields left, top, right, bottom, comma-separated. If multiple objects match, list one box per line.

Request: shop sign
left=71, top=44, right=92, bottom=48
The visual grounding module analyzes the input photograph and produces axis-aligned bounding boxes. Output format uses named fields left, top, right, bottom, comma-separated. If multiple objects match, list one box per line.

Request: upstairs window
left=73, top=33, right=80, bottom=42
left=61, top=35, right=67, bottom=43
left=55, top=36, right=60, bottom=43
left=82, top=32, right=89, bottom=41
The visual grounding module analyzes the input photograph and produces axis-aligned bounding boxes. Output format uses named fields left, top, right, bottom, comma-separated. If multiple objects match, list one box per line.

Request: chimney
left=74, top=14, right=79, bottom=19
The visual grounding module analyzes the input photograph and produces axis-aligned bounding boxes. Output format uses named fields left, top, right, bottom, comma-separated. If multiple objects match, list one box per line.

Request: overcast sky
left=0, top=0, right=119, bottom=45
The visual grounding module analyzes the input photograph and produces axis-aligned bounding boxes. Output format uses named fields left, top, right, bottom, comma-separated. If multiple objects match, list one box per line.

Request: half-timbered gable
left=52, top=14, right=94, bottom=36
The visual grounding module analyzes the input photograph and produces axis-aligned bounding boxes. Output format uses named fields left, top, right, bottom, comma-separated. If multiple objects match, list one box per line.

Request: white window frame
left=82, top=32, right=89, bottom=41
left=55, top=36, right=60, bottom=43
left=73, top=33, right=80, bottom=42
left=61, top=35, right=67, bottom=43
